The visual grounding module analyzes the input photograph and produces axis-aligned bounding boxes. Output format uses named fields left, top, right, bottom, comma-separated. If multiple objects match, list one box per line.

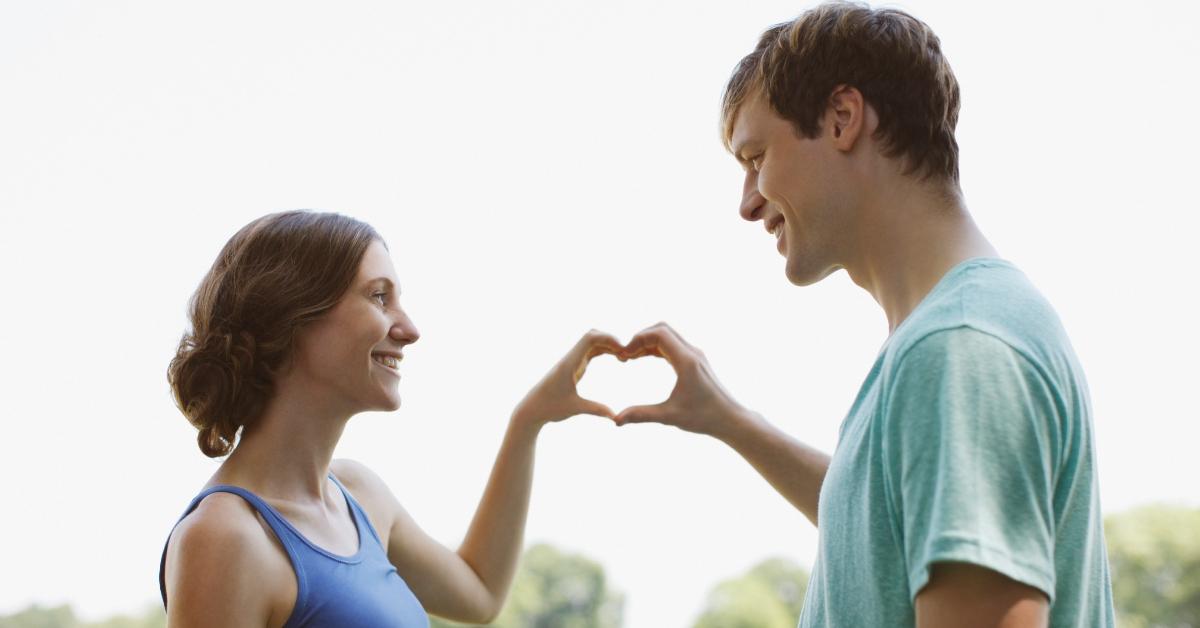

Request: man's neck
left=844, top=182, right=998, bottom=335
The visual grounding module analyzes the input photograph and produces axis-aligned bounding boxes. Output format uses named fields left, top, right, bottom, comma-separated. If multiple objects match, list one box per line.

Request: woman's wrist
left=507, top=408, right=547, bottom=438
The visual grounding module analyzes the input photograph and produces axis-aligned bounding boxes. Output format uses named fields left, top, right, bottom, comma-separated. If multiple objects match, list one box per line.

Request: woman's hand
left=381, top=329, right=623, bottom=622
left=511, top=329, right=625, bottom=428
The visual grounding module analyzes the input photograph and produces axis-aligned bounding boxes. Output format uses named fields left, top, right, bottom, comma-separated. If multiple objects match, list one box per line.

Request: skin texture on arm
left=163, top=494, right=295, bottom=628
left=334, top=331, right=623, bottom=624
left=614, top=322, right=830, bottom=526
left=916, top=562, right=1050, bottom=628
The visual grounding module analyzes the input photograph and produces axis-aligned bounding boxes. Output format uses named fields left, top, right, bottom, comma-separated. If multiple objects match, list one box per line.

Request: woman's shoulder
left=167, top=491, right=290, bottom=581
left=330, top=458, right=404, bottom=541
left=173, top=490, right=274, bottom=546
left=330, top=458, right=395, bottom=503
left=164, top=492, right=296, bottom=626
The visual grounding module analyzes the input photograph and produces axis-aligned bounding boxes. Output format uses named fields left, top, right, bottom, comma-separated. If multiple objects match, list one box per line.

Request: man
left=611, top=3, right=1116, bottom=625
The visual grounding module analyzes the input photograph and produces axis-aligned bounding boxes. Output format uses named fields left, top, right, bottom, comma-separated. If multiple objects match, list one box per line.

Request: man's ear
left=826, top=84, right=867, bottom=152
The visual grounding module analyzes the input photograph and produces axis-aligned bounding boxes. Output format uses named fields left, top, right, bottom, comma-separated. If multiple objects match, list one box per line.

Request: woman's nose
left=391, top=311, right=420, bottom=345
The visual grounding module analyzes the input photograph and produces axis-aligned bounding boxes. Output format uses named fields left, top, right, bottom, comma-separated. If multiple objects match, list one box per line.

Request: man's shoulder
left=888, top=259, right=1070, bottom=373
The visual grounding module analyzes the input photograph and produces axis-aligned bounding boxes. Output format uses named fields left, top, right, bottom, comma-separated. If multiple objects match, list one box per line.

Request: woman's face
left=290, top=240, right=420, bottom=415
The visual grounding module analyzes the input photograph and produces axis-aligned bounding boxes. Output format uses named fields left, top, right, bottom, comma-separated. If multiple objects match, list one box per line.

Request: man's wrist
left=709, top=405, right=763, bottom=445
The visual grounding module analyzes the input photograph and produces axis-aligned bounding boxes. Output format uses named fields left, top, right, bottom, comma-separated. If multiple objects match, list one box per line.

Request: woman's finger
left=575, top=396, right=615, bottom=419
left=571, top=330, right=624, bottom=381
left=613, top=401, right=673, bottom=427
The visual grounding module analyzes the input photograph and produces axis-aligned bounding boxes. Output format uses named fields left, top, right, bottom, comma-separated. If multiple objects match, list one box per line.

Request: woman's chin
left=356, top=394, right=402, bottom=414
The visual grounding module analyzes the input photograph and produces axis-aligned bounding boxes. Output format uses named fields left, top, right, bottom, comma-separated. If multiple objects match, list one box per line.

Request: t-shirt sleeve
left=881, top=327, right=1061, bottom=603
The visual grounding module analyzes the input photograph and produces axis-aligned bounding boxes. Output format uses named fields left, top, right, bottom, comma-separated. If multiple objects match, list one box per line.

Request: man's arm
left=614, top=322, right=830, bottom=525
left=916, top=562, right=1049, bottom=627
left=718, top=408, right=830, bottom=526
left=888, top=329, right=1061, bottom=626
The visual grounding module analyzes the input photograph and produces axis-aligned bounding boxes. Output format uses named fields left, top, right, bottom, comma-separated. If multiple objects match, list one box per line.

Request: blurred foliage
left=0, top=544, right=620, bottom=628
left=9, top=505, right=1200, bottom=627
left=692, top=557, right=809, bottom=628
left=0, top=604, right=164, bottom=628
left=1105, top=503, right=1200, bottom=628
left=431, top=543, right=623, bottom=628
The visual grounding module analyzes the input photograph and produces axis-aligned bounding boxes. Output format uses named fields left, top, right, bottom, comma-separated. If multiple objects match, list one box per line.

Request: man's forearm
left=716, top=410, right=831, bottom=526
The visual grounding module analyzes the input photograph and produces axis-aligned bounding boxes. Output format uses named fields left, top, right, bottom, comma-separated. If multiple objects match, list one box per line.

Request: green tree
left=1105, top=504, right=1200, bottom=628
left=0, top=604, right=164, bottom=628
left=0, top=605, right=78, bottom=628
left=431, top=543, right=623, bottom=628
left=693, top=557, right=810, bottom=628
left=81, top=604, right=165, bottom=628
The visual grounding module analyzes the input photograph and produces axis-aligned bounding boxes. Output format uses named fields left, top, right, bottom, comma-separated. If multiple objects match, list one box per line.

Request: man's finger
left=622, top=325, right=692, bottom=371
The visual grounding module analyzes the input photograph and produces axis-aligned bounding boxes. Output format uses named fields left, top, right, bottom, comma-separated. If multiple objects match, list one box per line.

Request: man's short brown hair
left=721, top=2, right=961, bottom=183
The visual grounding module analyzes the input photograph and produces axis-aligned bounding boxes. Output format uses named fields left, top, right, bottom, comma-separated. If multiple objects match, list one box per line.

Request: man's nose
left=740, top=170, right=765, bottom=221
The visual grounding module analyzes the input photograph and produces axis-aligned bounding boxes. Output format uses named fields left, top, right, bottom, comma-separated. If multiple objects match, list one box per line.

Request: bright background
left=1, top=1, right=1197, bottom=626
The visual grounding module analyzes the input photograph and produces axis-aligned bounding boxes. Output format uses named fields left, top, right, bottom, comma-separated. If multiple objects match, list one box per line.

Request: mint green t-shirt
left=797, top=258, right=1115, bottom=627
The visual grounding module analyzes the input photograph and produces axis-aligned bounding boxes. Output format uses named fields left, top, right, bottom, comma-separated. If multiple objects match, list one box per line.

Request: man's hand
left=511, top=330, right=625, bottom=428
left=613, top=322, right=753, bottom=439
left=613, top=321, right=830, bottom=525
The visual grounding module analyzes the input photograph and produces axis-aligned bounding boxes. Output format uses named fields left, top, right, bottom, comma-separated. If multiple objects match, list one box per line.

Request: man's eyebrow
left=733, top=152, right=754, bottom=172
left=731, top=141, right=754, bottom=167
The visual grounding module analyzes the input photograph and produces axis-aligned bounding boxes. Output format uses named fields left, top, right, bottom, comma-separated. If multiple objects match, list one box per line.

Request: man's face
left=730, top=90, right=853, bottom=286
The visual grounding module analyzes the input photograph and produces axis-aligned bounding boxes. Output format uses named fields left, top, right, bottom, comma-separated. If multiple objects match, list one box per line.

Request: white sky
left=1, top=1, right=1198, bottom=626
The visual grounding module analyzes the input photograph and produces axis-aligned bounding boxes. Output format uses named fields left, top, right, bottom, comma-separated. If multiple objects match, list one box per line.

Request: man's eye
left=372, top=292, right=388, bottom=305
left=751, top=155, right=764, bottom=171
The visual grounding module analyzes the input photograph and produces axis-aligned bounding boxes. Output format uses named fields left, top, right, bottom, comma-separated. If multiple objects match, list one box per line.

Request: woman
left=159, top=210, right=622, bottom=627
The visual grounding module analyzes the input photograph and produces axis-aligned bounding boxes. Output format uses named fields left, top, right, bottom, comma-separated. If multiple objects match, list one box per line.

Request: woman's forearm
left=454, top=415, right=542, bottom=619
left=450, top=330, right=621, bottom=619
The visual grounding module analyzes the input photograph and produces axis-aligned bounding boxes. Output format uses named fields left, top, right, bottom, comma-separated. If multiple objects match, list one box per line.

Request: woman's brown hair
left=721, top=2, right=961, bottom=184
left=168, top=210, right=382, bottom=457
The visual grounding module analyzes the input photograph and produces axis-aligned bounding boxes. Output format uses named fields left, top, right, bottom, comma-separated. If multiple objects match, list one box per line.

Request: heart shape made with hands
left=576, top=353, right=676, bottom=416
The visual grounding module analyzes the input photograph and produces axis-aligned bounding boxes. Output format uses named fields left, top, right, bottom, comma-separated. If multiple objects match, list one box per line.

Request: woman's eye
left=372, top=292, right=388, bottom=305
left=751, top=155, right=763, bottom=171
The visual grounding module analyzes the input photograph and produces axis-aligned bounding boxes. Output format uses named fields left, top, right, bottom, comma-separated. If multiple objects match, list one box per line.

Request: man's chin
left=784, top=259, right=838, bottom=287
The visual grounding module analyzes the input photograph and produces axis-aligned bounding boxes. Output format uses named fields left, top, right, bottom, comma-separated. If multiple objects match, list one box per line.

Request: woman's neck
left=213, top=377, right=351, bottom=504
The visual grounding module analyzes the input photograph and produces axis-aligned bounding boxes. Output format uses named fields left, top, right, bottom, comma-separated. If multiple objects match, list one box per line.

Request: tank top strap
left=158, top=484, right=311, bottom=618
left=326, top=472, right=387, bottom=551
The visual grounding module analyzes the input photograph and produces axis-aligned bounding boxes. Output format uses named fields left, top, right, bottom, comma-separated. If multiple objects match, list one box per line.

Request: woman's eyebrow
left=368, top=277, right=398, bottom=292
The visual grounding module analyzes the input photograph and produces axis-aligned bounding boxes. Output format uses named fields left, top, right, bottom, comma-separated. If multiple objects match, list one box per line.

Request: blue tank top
left=158, top=473, right=429, bottom=627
